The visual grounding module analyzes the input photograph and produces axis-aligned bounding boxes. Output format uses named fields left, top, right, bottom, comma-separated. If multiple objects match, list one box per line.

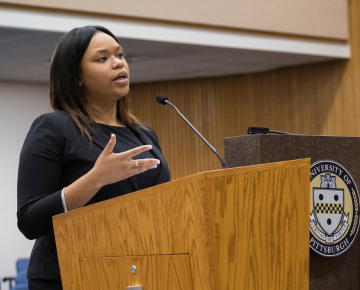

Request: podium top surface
left=224, top=134, right=360, bottom=170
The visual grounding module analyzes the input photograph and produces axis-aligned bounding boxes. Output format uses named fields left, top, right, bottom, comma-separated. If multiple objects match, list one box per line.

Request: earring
left=79, top=80, right=83, bottom=87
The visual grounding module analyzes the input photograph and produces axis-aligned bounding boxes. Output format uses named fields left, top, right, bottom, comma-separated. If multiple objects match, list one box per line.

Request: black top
left=97, top=123, right=161, bottom=190
left=17, top=111, right=170, bottom=281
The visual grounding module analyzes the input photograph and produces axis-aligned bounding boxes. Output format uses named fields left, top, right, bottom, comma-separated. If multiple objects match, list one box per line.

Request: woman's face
left=80, top=32, right=130, bottom=105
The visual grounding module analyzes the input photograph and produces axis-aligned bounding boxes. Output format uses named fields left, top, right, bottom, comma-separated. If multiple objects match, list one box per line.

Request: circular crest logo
left=310, top=160, right=360, bottom=257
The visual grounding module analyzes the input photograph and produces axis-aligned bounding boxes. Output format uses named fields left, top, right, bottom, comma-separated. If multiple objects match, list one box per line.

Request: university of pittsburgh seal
left=310, top=160, right=359, bottom=257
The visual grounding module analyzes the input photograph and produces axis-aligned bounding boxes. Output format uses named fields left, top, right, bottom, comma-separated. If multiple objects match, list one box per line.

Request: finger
left=133, top=158, right=160, bottom=168
left=145, top=164, right=159, bottom=169
left=134, top=164, right=158, bottom=174
left=103, top=134, right=116, bottom=155
left=123, top=145, right=153, bottom=158
left=127, top=163, right=158, bottom=179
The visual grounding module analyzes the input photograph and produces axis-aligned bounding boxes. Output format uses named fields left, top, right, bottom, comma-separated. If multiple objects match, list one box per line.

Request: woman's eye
left=98, top=57, right=107, bottom=62
left=118, top=53, right=124, bottom=59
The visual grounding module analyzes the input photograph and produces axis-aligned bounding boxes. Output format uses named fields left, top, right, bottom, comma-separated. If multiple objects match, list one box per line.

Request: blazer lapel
left=90, top=123, right=139, bottom=191
left=90, top=124, right=110, bottom=151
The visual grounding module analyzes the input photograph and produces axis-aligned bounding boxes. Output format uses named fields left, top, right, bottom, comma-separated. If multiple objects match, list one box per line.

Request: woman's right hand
left=91, top=134, right=160, bottom=188
left=64, top=134, right=159, bottom=211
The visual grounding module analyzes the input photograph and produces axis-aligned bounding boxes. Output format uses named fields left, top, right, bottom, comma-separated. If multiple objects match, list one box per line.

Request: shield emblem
left=313, top=188, right=344, bottom=235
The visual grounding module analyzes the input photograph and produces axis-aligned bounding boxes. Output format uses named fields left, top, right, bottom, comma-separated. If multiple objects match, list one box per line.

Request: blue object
left=14, top=271, right=27, bottom=285
left=16, top=260, right=29, bottom=274
left=11, top=284, right=28, bottom=290
left=2, top=258, right=29, bottom=290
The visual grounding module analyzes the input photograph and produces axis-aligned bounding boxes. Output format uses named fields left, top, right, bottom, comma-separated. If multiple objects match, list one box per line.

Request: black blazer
left=17, top=111, right=170, bottom=280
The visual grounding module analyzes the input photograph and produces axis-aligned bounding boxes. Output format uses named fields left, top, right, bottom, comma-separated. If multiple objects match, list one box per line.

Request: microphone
left=156, top=93, right=226, bottom=169
left=247, top=127, right=294, bottom=135
left=156, top=94, right=168, bottom=105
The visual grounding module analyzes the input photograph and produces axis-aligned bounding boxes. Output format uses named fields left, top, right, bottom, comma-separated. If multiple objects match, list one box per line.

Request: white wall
left=0, top=80, right=51, bottom=290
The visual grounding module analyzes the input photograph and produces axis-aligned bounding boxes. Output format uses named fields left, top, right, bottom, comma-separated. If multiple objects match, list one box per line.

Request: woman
left=17, top=26, right=170, bottom=289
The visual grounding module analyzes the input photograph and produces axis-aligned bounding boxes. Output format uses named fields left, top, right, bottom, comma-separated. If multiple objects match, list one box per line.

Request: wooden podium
left=53, top=158, right=310, bottom=290
left=224, top=135, right=360, bottom=290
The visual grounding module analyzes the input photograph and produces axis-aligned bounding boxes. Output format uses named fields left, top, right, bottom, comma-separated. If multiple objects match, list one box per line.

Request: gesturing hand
left=92, top=134, right=160, bottom=188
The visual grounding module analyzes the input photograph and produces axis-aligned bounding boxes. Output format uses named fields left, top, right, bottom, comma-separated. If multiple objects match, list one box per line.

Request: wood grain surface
left=80, top=255, right=192, bottom=290
left=129, top=0, right=360, bottom=180
left=54, top=159, right=309, bottom=290
left=206, top=159, right=310, bottom=290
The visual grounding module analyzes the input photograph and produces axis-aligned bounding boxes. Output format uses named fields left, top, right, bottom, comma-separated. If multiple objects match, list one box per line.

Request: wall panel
left=1, top=0, right=348, bottom=39
left=130, top=0, right=359, bottom=180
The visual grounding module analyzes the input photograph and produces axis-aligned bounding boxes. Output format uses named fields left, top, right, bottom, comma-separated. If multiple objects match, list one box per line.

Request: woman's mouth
left=113, top=71, right=129, bottom=83
left=113, top=76, right=127, bottom=82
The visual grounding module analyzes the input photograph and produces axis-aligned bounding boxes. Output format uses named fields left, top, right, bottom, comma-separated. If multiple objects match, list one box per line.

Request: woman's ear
left=78, top=73, right=83, bottom=87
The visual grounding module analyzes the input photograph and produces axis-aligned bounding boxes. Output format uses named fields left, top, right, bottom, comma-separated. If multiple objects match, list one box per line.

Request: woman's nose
left=112, top=57, right=124, bottom=69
